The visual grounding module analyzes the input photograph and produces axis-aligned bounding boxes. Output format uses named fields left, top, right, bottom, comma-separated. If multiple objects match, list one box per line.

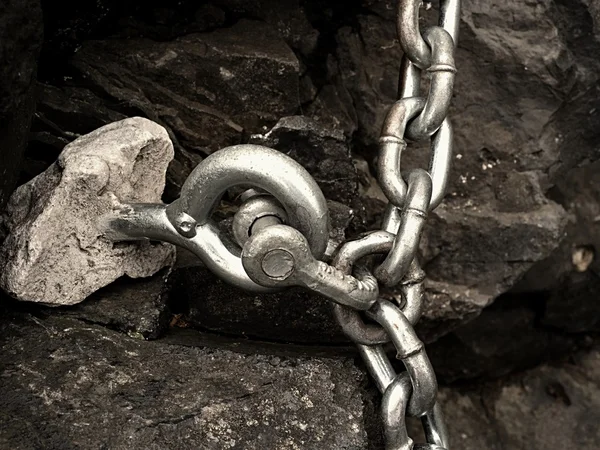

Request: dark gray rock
left=415, top=346, right=600, bottom=450
left=57, top=268, right=172, bottom=340
left=39, top=19, right=301, bottom=199
left=249, top=116, right=358, bottom=205
left=0, top=0, right=43, bottom=212
left=70, top=19, right=300, bottom=154
left=0, top=311, right=368, bottom=449
left=211, top=0, right=319, bottom=56
left=426, top=294, right=581, bottom=383
left=514, top=160, right=600, bottom=334
left=418, top=202, right=568, bottom=340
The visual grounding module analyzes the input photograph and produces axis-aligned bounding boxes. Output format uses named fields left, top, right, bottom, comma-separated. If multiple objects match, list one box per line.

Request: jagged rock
left=0, top=117, right=175, bottom=306
left=56, top=268, right=173, bottom=340
left=211, top=0, right=319, bottom=56
left=0, top=311, right=368, bottom=449
left=415, top=346, right=600, bottom=450
left=70, top=19, right=300, bottom=156
left=514, top=160, right=600, bottom=334
left=417, top=202, right=568, bottom=339
left=249, top=116, right=358, bottom=205
left=31, top=19, right=302, bottom=199
left=0, top=0, right=43, bottom=212
left=426, top=294, right=581, bottom=383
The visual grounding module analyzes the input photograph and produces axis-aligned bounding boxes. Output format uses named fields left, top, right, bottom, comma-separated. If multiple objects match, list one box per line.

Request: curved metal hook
left=166, top=144, right=329, bottom=259
left=100, top=144, right=329, bottom=292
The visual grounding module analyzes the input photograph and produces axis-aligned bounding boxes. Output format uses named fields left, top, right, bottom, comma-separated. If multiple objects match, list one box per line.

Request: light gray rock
left=0, top=117, right=175, bottom=306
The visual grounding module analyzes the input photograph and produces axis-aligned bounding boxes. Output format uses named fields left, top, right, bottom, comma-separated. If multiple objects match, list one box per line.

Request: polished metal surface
left=378, top=101, right=453, bottom=211
left=242, top=225, right=379, bottom=310
left=166, top=144, right=329, bottom=259
left=367, top=299, right=438, bottom=417
left=382, top=373, right=414, bottom=450
left=232, top=193, right=287, bottom=247
left=375, top=169, right=432, bottom=287
left=405, top=27, right=456, bottom=141
left=99, top=0, right=462, bottom=447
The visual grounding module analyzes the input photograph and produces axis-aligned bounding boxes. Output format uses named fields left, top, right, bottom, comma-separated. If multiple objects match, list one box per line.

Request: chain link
left=101, top=0, right=461, bottom=447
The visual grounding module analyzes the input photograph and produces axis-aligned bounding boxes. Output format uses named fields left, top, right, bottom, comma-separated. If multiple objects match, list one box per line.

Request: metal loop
left=357, top=344, right=397, bottom=393
left=242, top=225, right=379, bottom=310
left=166, top=144, right=329, bottom=290
left=375, top=170, right=431, bottom=287
left=405, top=27, right=456, bottom=141
left=330, top=231, right=426, bottom=344
left=397, top=0, right=433, bottom=69
left=358, top=347, right=446, bottom=449
left=397, top=0, right=461, bottom=69
left=379, top=101, right=453, bottom=210
left=439, top=0, right=461, bottom=46
left=379, top=97, right=426, bottom=206
left=422, top=402, right=450, bottom=449
left=398, top=55, right=421, bottom=99
left=102, top=145, right=329, bottom=292
left=382, top=373, right=414, bottom=450
left=332, top=231, right=396, bottom=344
left=166, top=144, right=329, bottom=254
left=232, top=194, right=287, bottom=247
left=366, top=299, right=438, bottom=417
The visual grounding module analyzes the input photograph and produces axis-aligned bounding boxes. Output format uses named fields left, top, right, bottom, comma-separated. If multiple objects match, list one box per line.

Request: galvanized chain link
left=101, top=1, right=461, bottom=448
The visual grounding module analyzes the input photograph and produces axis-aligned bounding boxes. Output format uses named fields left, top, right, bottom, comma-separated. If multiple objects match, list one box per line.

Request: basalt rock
left=249, top=116, right=358, bottom=205
left=417, top=345, right=600, bottom=450
left=0, top=0, right=43, bottom=212
left=0, top=117, right=175, bottom=306
left=0, top=310, right=368, bottom=449
left=56, top=268, right=173, bottom=340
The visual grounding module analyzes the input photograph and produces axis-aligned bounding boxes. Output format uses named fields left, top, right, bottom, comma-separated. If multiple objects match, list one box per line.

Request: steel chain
left=336, top=1, right=460, bottom=448
left=101, top=0, right=461, bottom=448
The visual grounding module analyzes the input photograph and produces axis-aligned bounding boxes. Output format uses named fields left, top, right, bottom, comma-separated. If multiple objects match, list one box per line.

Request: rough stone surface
left=55, top=268, right=172, bottom=340
left=69, top=19, right=300, bottom=199
left=249, top=116, right=358, bottom=205
left=426, top=293, right=584, bottom=383
left=414, top=346, right=600, bottom=450
left=0, top=311, right=368, bottom=449
left=0, top=0, right=43, bottom=212
left=417, top=201, right=568, bottom=340
left=514, top=160, right=600, bottom=334
left=0, top=117, right=175, bottom=306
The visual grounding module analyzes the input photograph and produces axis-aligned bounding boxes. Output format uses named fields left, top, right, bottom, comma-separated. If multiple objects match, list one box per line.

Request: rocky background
left=1, top=0, right=599, bottom=448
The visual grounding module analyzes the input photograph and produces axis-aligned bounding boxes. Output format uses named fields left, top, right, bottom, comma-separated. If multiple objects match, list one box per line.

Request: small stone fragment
left=572, top=245, right=595, bottom=272
left=0, top=117, right=176, bottom=306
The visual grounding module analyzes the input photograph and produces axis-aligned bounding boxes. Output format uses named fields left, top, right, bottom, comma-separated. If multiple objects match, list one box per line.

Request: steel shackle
left=102, top=144, right=329, bottom=292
